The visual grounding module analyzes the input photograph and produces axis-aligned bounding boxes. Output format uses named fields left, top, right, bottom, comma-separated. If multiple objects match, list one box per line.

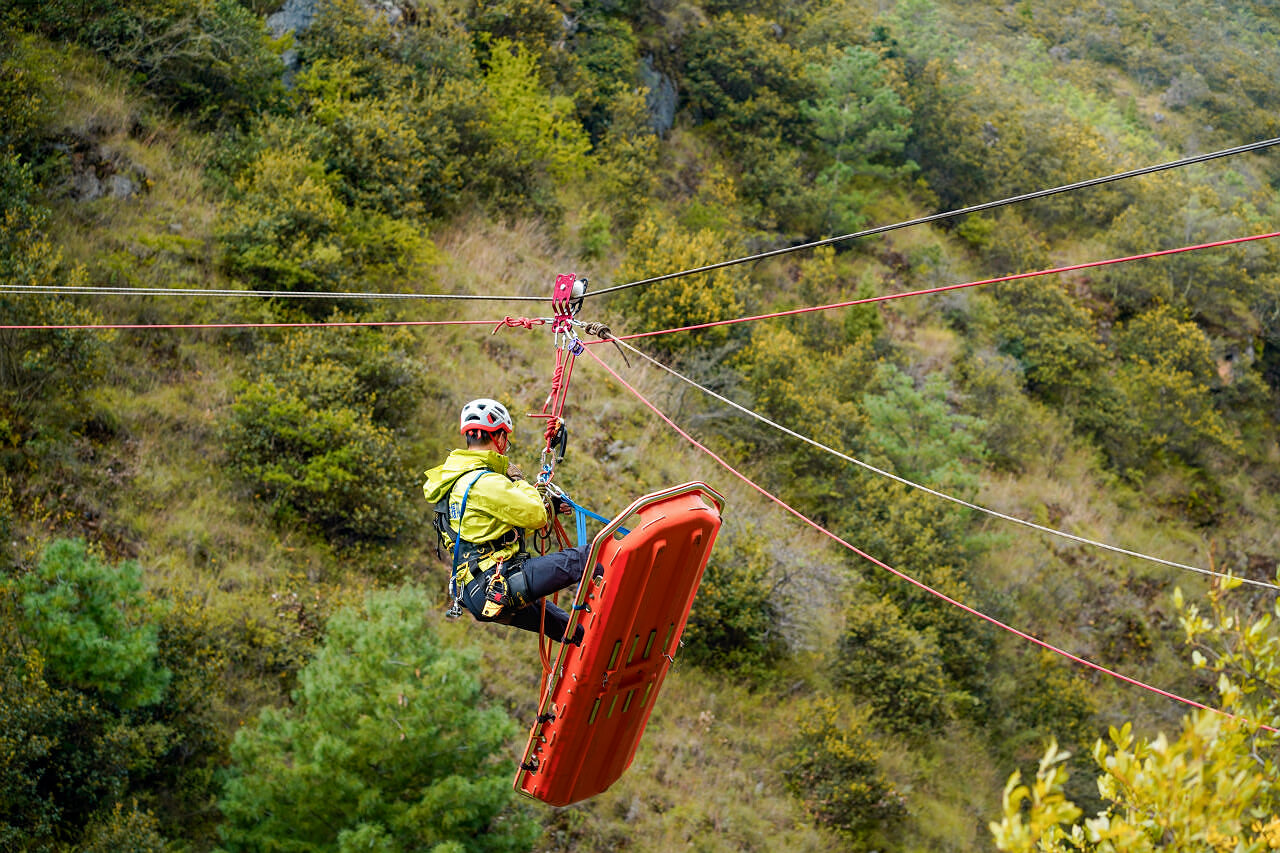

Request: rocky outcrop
left=53, top=136, right=148, bottom=201
left=641, top=55, right=678, bottom=136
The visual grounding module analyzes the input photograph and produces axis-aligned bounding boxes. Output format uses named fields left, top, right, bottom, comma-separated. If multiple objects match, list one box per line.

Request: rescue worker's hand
left=506, top=463, right=525, bottom=481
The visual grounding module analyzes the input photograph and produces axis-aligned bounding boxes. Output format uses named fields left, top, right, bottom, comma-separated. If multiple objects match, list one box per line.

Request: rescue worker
left=423, top=398, right=591, bottom=645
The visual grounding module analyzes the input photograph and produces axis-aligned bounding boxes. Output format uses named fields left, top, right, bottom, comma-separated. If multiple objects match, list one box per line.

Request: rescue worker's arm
left=469, top=473, right=548, bottom=530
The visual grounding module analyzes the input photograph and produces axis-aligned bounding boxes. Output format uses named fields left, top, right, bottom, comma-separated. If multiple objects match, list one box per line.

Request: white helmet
left=460, top=398, right=513, bottom=436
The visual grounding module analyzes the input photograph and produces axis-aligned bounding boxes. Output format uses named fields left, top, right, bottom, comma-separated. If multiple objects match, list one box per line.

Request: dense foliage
left=218, top=586, right=537, bottom=853
left=3, top=0, right=1280, bottom=849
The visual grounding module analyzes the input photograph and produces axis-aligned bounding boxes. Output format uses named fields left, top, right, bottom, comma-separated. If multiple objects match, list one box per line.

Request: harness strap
left=446, top=470, right=490, bottom=603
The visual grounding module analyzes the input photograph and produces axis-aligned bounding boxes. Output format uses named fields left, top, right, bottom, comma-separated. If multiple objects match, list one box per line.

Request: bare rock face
left=266, top=0, right=319, bottom=39
left=266, top=0, right=416, bottom=38
left=641, top=55, right=678, bottom=136
left=266, top=0, right=416, bottom=74
left=55, top=137, right=148, bottom=202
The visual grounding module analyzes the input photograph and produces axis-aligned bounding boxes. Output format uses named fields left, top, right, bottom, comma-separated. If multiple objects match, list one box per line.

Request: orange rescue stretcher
left=514, top=481, right=725, bottom=807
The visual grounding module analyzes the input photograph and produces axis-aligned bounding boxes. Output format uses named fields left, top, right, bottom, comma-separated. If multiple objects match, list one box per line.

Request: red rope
left=580, top=344, right=1278, bottom=734
left=0, top=318, right=500, bottom=331
left=537, top=518, right=574, bottom=690
left=590, top=231, right=1280, bottom=344
left=532, top=348, right=579, bottom=459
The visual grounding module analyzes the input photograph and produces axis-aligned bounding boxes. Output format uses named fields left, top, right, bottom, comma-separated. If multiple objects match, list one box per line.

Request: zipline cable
left=586, top=231, right=1280, bottom=344
left=0, top=318, right=502, bottom=331
left=13, top=228, right=1274, bottom=333
left=580, top=343, right=1277, bottom=734
left=613, top=337, right=1280, bottom=591
left=6, top=141, right=1274, bottom=310
left=586, top=137, right=1280, bottom=299
left=8, top=142, right=1273, bottom=309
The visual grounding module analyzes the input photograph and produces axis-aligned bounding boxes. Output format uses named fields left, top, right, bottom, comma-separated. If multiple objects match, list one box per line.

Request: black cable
left=587, top=136, right=1280, bottom=299
left=0, top=284, right=547, bottom=303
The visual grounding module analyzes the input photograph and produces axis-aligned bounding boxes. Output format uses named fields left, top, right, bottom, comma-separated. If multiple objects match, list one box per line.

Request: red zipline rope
left=580, top=344, right=1278, bottom=734
left=0, top=318, right=501, bottom=331
left=589, top=231, right=1280, bottom=344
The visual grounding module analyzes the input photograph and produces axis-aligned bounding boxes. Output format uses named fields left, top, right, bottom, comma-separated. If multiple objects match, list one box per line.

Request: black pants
left=461, top=543, right=591, bottom=643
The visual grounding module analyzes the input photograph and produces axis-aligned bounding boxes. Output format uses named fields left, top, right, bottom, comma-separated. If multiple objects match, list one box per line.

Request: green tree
left=218, top=585, right=539, bottom=853
left=806, top=46, right=912, bottom=178
left=860, top=362, right=987, bottom=490
left=477, top=38, right=592, bottom=215
left=15, top=539, right=170, bottom=710
left=0, top=543, right=181, bottom=849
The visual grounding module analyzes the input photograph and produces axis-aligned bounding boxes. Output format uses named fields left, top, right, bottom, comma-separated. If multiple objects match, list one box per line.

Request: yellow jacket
left=422, top=448, right=548, bottom=574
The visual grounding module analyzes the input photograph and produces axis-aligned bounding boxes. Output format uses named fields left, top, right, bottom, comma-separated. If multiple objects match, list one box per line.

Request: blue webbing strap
left=558, top=493, right=630, bottom=537
left=449, top=470, right=492, bottom=601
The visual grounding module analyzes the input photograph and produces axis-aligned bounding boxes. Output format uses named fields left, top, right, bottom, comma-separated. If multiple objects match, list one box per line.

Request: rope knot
left=492, top=316, right=546, bottom=335
left=582, top=320, right=631, bottom=367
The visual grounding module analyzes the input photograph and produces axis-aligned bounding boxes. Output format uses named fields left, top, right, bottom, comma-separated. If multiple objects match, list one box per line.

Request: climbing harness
left=436, top=468, right=525, bottom=618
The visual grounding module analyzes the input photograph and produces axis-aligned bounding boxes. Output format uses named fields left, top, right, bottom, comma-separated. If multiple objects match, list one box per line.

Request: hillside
left=3, top=0, right=1280, bottom=850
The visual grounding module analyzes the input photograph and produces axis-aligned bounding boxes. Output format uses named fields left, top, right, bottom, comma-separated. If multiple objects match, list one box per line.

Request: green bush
left=784, top=696, right=906, bottom=843
left=218, top=585, right=539, bottom=853
left=78, top=801, right=168, bottom=853
left=832, top=595, right=955, bottom=736
left=216, top=142, right=430, bottom=307
left=0, top=153, right=108, bottom=441
left=20, top=0, right=284, bottom=127
left=0, top=32, right=58, bottom=152
left=222, top=327, right=424, bottom=543
left=614, top=208, right=748, bottom=354
left=994, top=278, right=1110, bottom=412
left=1101, top=306, right=1240, bottom=473
left=475, top=39, right=592, bottom=216
left=682, top=524, right=786, bottom=677
left=842, top=479, right=991, bottom=693
left=224, top=376, right=412, bottom=541
left=681, top=12, right=817, bottom=143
